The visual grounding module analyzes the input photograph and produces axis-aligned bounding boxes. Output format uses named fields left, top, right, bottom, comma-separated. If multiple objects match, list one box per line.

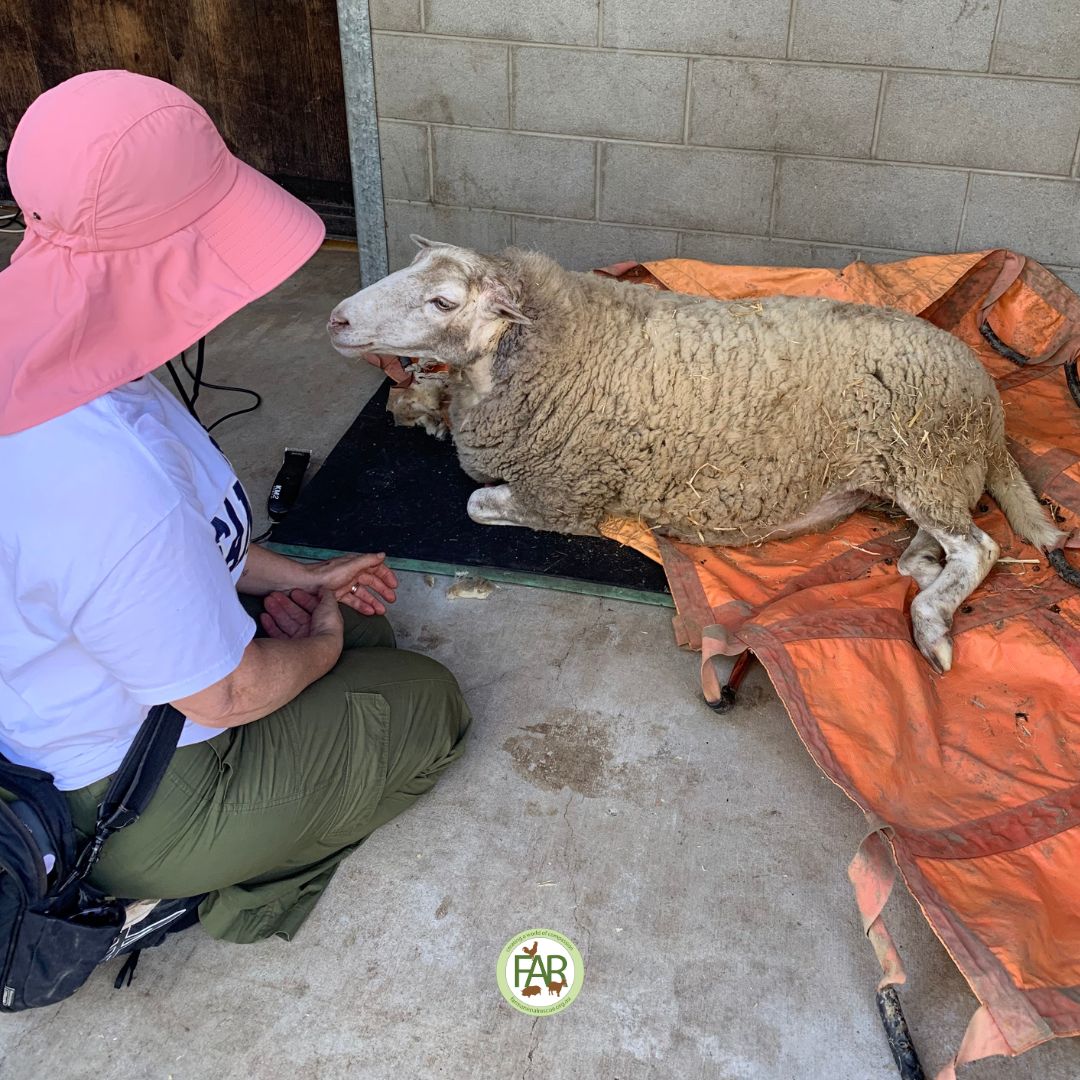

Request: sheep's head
left=328, top=237, right=530, bottom=367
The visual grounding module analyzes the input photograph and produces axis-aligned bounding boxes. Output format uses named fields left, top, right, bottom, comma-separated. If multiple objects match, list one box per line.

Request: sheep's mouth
left=330, top=339, right=376, bottom=357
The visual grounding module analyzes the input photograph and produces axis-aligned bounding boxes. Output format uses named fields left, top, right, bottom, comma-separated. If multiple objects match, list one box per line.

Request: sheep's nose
left=328, top=312, right=349, bottom=330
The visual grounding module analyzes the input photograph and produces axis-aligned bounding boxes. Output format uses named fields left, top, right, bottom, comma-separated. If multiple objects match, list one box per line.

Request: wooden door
left=0, top=1, right=355, bottom=232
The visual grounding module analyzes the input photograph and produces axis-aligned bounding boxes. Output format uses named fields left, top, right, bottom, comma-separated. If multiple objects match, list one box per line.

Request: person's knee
left=339, top=647, right=470, bottom=764
left=401, top=652, right=469, bottom=728
left=391, top=660, right=471, bottom=788
left=425, top=661, right=471, bottom=748
left=340, top=607, right=396, bottom=650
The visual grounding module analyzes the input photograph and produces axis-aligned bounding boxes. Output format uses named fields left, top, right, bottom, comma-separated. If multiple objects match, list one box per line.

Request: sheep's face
left=328, top=237, right=529, bottom=367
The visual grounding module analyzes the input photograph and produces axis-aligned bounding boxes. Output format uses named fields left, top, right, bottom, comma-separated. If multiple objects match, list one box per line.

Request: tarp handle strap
left=849, top=831, right=929, bottom=1079
left=850, top=831, right=1020, bottom=1080
left=974, top=252, right=1080, bottom=405
left=849, top=829, right=907, bottom=991
left=933, top=1006, right=1013, bottom=1080
left=972, top=251, right=1032, bottom=364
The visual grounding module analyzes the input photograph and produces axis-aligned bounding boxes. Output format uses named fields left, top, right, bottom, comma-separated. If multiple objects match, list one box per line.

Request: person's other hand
left=261, top=588, right=343, bottom=642
left=306, top=552, right=398, bottom=616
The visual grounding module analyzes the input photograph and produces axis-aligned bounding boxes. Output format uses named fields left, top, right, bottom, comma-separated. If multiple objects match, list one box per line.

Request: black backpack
left=0, top=704, right=200, bottom=1010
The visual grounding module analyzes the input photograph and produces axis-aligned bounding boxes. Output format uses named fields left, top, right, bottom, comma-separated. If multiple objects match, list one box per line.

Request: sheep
left=328, top=237, right=1074, bottom=674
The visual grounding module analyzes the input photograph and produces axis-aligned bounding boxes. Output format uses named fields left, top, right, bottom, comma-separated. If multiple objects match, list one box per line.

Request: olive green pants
left=65, top=602, right=471, bottom=943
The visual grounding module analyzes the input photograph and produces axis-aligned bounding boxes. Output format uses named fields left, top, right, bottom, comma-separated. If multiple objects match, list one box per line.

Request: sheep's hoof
left=912, top=595, right=954, bottom=673
left=915, top=629, right=953, bottom=674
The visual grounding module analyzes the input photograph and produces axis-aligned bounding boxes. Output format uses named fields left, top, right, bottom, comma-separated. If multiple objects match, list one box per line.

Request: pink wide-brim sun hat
left=0, top=70, right=326, bottom=435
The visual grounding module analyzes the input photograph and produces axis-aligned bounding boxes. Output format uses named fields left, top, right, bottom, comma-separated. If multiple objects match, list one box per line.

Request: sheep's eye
left=430, top=297, right=457, bottom=312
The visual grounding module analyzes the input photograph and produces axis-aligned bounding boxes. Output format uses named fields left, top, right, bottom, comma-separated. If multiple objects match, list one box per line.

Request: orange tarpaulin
left=599, top=251, right=1080, bottom=1077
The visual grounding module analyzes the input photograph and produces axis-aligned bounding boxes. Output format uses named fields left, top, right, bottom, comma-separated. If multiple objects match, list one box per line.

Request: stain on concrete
left=415, top=625, right=443, bottom=650
left=734, top=682, right=770, bottom=709
left=503, top=710, right=707, bottom=798
left=434, top=896, right=451, bottom=920
left=503, top=711, right=618, bottom=797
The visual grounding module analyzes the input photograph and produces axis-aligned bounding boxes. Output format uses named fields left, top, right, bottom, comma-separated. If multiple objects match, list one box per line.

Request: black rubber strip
left=876, top=987, right=927, bottom=1080
left=979, top=317, right=1080, bottom=414
left=1066, top=358, right=1080, bottom=412
left=979, top=319, right=1032, bottom=366
left=1048, top=548, right=1080, bottom=589
left=707, top=686, right=738, bottom=713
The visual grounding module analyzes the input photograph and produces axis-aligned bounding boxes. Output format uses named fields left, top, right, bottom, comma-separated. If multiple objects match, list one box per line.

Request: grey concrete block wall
left=689, top=61, right=880, bottom=157
left=601, top=143, right=774, bottom=233
left=601, top=0, right=790, bottom=57
left=774, top=159, right=969, bottom=252
left=993, top=0, right=1080, bottom=79
left=379, top=121, right=430, bottom=202
left=373, top=35, right=509, bottom=126
left=432, top=128, right=596, bottom=217
left=875, top=74, right=1080, bottom=174
left=513, top=48, right=687, bottom=143
left=369, top=1, right=1080, bottom=281
left=790, top=0, right=998, bottom=70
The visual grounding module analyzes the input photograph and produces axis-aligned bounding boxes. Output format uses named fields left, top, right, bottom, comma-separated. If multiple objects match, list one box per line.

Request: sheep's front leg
left=467, top=485, right=550, bottom=530
left=909, top=524, right=998, bottom=674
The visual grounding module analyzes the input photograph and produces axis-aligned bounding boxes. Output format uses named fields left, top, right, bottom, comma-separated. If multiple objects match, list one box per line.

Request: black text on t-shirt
left=211, top=481, right=253, bottom=573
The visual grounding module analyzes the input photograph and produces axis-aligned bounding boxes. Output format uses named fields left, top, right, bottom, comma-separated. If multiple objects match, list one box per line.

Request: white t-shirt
left=0, top=375, right=256, bottom=790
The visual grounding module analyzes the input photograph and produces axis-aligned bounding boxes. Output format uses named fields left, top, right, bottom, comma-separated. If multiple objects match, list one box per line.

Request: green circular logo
left=497, top=929, right=584, bottom=1015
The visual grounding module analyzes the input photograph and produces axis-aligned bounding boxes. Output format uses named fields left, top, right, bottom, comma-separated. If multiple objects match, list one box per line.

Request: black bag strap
left=61, top=704, right=186, bottom=889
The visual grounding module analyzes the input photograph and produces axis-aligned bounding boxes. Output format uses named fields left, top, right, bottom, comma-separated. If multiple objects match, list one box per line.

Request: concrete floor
left=2, top=233, right=1079, bottom=1079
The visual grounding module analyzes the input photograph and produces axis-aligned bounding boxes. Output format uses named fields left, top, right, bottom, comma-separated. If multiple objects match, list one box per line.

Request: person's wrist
left=311, top=623, right=344, bottom=661
left=290, top=560, right=323, bottom=592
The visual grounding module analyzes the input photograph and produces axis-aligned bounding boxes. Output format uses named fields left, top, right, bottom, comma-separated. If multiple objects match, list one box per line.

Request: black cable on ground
left=165, top=337, right=263, bottom=434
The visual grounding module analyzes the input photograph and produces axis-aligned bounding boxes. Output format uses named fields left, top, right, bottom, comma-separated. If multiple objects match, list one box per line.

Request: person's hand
left=305, top=552, right=398, bottom=616
left=261, top=588, right=344, bottom=644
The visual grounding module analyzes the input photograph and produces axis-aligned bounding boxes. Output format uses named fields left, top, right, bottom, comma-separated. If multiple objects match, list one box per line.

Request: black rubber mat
left=270, top=382, right=671, bottom=602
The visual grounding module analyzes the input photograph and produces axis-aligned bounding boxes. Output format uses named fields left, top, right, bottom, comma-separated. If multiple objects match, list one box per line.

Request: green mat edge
left=267, top=542, right=675, bottom=609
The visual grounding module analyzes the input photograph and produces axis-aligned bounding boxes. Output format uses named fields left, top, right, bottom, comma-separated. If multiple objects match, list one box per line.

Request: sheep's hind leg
left=467, top=485, right=549, bottom=530
left=909, top=524, right=998, bottom=674
left=898, top=528, right=945, bottom=590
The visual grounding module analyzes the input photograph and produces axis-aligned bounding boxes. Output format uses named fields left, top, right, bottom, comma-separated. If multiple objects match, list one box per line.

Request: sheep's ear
left=481, top=277, right=532, bottom=325
left=410, top=234, right=449, bottom=250
left=491, top=298, right=531, bottom=325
